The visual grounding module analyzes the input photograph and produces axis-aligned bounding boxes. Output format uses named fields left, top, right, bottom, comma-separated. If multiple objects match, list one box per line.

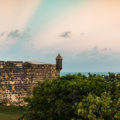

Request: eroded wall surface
left=0, top=61, right=59, bottom=106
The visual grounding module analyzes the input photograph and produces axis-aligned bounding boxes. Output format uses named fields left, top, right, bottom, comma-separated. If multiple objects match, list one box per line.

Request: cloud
left=102, top=48, right=112, bottom=51
left=7, top=29, right=31, bottom=40
left=0, top=32, right=5, bottom=36
left=103, top=48, right=107, bottom=51
left=7, top=29, right=20, bottom=38
left=60, top=31, right=71, bottom=38
left=91, top=46, right=99, bottom=55
left=77, top=51, right=89, bottom=56
left=74, top=46, right=118, bottom=65
left=76, top=46, right=99, bottom=57
left=75, top=46, right=113, bottom=59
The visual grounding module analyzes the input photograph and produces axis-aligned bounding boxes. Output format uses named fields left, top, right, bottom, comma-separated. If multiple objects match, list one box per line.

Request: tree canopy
left=24, top=73, right=120, bottom=120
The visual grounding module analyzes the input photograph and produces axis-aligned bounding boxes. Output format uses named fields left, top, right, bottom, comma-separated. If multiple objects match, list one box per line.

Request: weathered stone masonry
left=0, top=54, right=62, bottom=106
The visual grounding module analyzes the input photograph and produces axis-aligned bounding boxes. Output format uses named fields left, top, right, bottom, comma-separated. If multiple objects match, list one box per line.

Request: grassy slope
left=0, top=106, right=24, bottom=120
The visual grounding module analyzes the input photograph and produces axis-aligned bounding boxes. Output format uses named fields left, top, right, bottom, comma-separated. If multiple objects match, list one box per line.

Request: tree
left=24, top=73, right=108, bottom=120
left=72, top=77, right=120, bottom=120
left=72, top=92, right=120, bottom=120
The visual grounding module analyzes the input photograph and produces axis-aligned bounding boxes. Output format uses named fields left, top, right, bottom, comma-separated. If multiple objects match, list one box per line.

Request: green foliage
left=72, top=91, right=120, bottom=120
left=72, top=73, right=120, bottom=120
left=24, top=72, right=120, bottom=120
left=24, top=73, right=109, bottom=120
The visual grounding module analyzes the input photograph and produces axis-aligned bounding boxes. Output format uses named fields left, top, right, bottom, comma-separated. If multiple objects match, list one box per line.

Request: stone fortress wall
left=0, top=54, right=62, bottom=106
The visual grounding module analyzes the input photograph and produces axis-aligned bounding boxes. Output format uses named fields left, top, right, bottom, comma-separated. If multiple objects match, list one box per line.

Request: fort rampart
left=0, top=54, right=62, bottom=106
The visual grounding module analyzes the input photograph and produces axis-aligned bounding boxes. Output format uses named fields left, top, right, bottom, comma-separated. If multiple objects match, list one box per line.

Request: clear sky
left=0, top=0, right=120, bottom=72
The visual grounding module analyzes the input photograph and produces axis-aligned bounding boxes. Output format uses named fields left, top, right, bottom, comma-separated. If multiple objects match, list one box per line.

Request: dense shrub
left=72, top=73, right=120, bottom=120
left=72, top=87, right=120, bottom=120
left=24, top=73, right=109, bottom=120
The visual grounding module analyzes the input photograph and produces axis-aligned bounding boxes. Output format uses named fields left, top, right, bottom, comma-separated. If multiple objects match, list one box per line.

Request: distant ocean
left=60, top=72, right=120, bottom=77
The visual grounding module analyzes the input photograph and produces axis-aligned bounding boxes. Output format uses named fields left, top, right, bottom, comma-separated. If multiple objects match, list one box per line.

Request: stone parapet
left=0, top=61, right=59, bottom=106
